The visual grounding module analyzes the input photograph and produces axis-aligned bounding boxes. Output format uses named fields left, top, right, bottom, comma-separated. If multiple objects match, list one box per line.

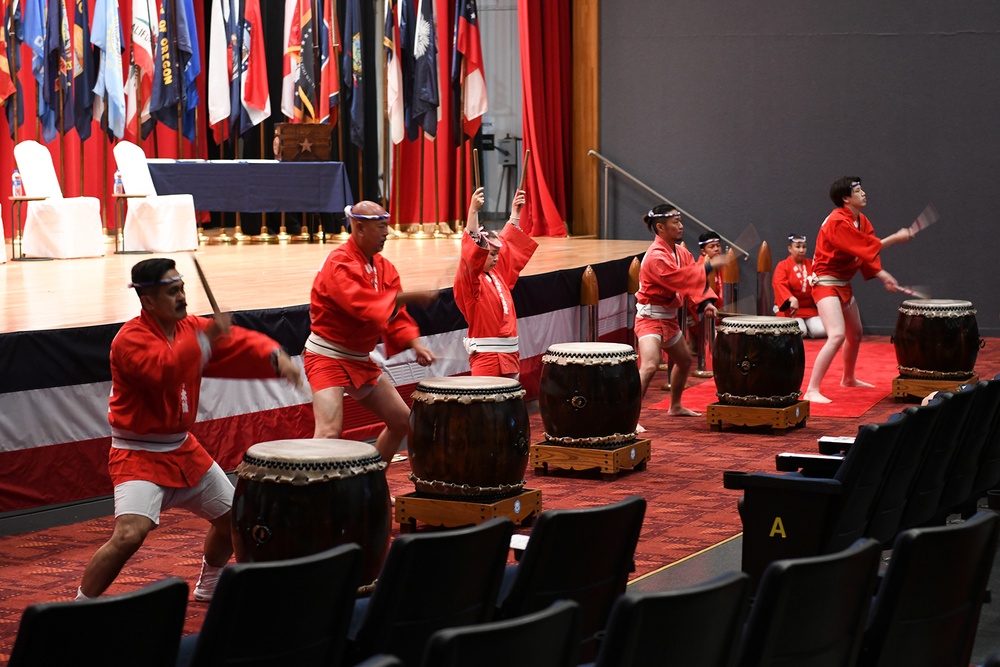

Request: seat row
left=725, top=373, right=1000, bottom=587
left=11, top=507, right=996, bottom=667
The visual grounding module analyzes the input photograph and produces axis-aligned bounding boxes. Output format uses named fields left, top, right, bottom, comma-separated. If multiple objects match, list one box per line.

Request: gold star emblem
left=299, top=137, right=314, bottom=153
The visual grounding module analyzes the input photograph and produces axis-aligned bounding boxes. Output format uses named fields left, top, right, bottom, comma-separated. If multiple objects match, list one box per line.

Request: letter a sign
left=769, top=516, right=786, bottom=538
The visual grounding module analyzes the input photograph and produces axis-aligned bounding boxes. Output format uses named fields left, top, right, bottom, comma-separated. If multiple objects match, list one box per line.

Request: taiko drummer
left=454, top=186, right=537, bottom=378
left=77, top=258, right=301, bottom=603
left=304, top=201, right=437, bottom=463
left=635, top=205, right=728, bottom=417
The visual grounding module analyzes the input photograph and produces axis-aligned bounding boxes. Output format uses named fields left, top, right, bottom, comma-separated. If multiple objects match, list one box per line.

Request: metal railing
left=588, top=150, right=749, bottom=258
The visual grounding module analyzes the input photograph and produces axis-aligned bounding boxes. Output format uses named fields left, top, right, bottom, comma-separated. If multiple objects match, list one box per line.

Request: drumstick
left=908, top=203, right=939, bottom=236
left=192, top=257, right=222, bottom=315
left=517, top=149, right=530, bottom=191
left=897, top=285, right=931, bottom=299
left=473, top=148, right=481, bottom=189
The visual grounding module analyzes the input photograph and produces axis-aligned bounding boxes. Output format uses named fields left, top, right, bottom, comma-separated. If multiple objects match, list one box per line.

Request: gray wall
left=599, top=1, right=1000, bottom=335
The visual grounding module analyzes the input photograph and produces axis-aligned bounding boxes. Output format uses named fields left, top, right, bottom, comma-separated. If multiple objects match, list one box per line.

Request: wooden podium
left=395, top=489, right=542, bottom=533
left=530, top=439, right=651, bottom=480
left=707, top=400, right=809, bottom=432
left=892, top=374, right=978, bottom=402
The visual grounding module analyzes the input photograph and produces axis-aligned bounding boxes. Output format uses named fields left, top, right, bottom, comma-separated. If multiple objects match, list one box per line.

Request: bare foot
left=803, top=389, right=831, bottom=404
left=842, top=378, right=874, bottom=388
left=668, top=406, right=701, bottom=417
left=635, top=423, right=647, bottom=434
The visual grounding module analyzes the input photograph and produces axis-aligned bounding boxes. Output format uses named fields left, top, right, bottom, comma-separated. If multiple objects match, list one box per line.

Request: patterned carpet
left=1, top=335, right=997, bottom=658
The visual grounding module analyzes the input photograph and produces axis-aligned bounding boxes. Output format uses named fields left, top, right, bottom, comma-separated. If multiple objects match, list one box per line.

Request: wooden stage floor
left=1, top=236, right=651, bottom=334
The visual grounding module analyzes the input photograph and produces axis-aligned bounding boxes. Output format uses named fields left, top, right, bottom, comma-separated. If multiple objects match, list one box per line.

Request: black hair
left=131, top=258, right=177, bottom=296
left=698, top=231, right=721, bottom=246
left=643, top=204, right=679, bottom=231
left=829, top=176, right=861, bottom=207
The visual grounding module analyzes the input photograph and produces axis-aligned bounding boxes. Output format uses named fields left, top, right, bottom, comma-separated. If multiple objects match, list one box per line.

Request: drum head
left=412, top=376, right=525, bottom=403
left=899, top=299, right=975, bottom=316
left=717, top=315, right=801, bottom=335
left=239, top=439, right=384, bottom=483
left=543, top=342, right=637, bottom=365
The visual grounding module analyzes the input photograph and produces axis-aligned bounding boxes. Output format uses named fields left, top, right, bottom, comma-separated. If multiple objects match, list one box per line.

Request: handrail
left=588, top=149, right=749, bottom=258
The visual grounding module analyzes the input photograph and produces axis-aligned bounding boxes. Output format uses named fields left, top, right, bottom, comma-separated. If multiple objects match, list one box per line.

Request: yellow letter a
left=769, top=516, right=786, bottom=538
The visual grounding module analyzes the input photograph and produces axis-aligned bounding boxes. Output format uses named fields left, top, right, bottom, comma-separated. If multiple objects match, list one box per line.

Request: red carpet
left=0, top=336, right=996, bottom=659
left=651, top=341, right=899, bottom=418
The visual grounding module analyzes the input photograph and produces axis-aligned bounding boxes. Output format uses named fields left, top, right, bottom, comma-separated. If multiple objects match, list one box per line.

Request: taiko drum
left=893, top=299, right=981, bottom=380
left=713, top=316, right=805, bottom=407
left=408, top=376, right=530, bottom=499
left=232, top=439, right=391, bottom=586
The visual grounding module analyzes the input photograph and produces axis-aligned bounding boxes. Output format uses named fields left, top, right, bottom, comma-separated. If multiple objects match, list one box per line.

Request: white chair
left=113, top=141, right=198, bottom=252
left=12, top=140, right=105, bottom=259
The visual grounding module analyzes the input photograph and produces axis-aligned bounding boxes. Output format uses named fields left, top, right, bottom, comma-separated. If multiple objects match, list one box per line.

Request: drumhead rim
left=244, top=439, right=378, bottom=463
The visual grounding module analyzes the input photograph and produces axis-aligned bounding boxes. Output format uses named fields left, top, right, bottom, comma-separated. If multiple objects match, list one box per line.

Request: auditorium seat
left=177, top=544, right=362, bottom=666
left=494, top=495, right=646, bottom=662
left=896, top=384, right=978, bottom=530
left=12, top=140, right=105, bottom=259
left=736, top=538, right=881, bottom=667
left=8, top=577, right=187, bottom=666
left=954, top=375, right=1000, bottom=518
left=420, top=600, right=581, bottom=667
left=348, top=517, right=513, bottom=666
left=113, top=141, right=199, bottom=252
left=777, top=397, right=944, bottom=547
left=592, top=571, right=749, bottom=667
left=932, top=379, right=1000, bottom=523
left=858, top=511, right=1000, bottom=667
left=724, top=416, right=905, bottom=587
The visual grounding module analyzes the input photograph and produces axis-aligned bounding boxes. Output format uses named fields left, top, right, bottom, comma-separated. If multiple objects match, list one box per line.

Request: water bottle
left=113, top=169, right=124, bottom=195
left=11, top=169, right=23, bottom=197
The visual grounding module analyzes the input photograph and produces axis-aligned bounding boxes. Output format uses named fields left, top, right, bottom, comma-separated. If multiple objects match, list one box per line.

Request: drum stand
left=706, top=400, right=809, bottom=432
left=395, top=489, right=542, bottom=533
left=530, top=439, right=651, bottom=481
left=891, top=374, right=978, bottom=402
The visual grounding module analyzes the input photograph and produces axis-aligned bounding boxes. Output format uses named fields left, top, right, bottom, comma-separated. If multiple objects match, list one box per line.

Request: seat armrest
left=723, top=470, right=842, bottom=493
left=775, top=453, right=844, bottom=477
left=817, top=435, right=856, bottom=455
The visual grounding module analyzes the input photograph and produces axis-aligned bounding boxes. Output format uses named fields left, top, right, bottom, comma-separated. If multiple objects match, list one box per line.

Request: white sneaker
left=193, top=559, right=223, bottom=602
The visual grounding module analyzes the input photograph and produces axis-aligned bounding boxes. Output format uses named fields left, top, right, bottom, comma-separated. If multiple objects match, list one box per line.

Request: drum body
left=539, top=342, right=641, bottom=446
left=893, top=299, right=980, bottom=379
left=713, top=316, right=805, bottom=407
left=232, top=439, right=391, bottom=586
left=408, top=376, right=530, bottom=499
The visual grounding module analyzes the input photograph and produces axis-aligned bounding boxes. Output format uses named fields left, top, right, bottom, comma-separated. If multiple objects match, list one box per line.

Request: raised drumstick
left=897, top=285, right=931, bottom=299
left=517, top=149, right=530, bottom=190
left=908, top=203, right=940, bottom=236
left=192, top=257, right=222, bottom=315
left=473, top=148, right=481, bottom=189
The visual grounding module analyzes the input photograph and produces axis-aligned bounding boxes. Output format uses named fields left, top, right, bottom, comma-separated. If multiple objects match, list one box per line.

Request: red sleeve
left=380, top=258, right=421, bottom=357
left=494, top=223, right=538, bottom=290
left=829, top=214, right=883, bottom=279
left=111, top=317, right=203, bottom=389
left=204, top=325, right=280, bottom=379
left=454, top=231, right=488, bottom=318
left=772, top=258, right=793, bottom=310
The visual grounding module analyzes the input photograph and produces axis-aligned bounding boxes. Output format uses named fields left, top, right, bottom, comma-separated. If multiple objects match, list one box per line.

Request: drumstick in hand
left=473, top=148, right=481, bottom=189
left=518, top=149, right=531, bottom=190
left=897, top=285, right=931, bottom=299
left=908, top=203, right=940, bottom=237
left=192, top=257, right=222, bottom=315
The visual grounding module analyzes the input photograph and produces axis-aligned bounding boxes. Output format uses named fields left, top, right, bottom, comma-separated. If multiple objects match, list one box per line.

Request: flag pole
left=253, top=122, right=275, bottom=242
left=101, top=98, right=113, bottom=241
left=58, top=87, right=66, bottom=185
left=410, top=129, right=430, bottom=238
left=432, top=133, right=441, bottom=237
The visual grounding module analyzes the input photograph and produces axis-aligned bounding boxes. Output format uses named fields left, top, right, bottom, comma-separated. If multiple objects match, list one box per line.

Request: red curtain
left=1, top=0, right=208, bottom=244
left=516, top=0, right=569, bottom=237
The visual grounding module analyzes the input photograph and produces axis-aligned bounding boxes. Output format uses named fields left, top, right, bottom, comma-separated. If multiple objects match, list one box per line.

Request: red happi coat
left=454, top=223, right=538, bottom=374
left=310, top=236, right=420, bottom=357
left=108, top=310, right=279, bottom=487
left=773, top=256, right=818, bottom=318
left=812, top=206, right=884, bottom=282
left=637, top=234, right=717, bottom=310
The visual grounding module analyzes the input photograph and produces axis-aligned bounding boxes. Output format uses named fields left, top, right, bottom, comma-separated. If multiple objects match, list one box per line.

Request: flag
left=279, top=0, right=294, bottom=119
left=407, top=0, right=437, bottom=140
left=25, top=0, right=57, bottom=141
left=54, top=0, right=73, bottom=132
left=178, top=0, right=201, bottom=141
left=239, top=0, right=269, bottom=130
left=290, top=0, right=316, bottom=122
left=2, top=0, right=25, bottom=137
left=317, top=0, right=337, bottom=125
left=207, top=0, right=231, bottom=141
left=91, top=0, right=125, bottom=138
left=71, top=0, right=94, bottom=139
left=341, top=0, right=362, bottom=146
left=124, top=0, right=156, bottom=140
left=451, top=0, right=486, bottom=145
left=383, top=0, right=402, bottom=144
left=0, top=0, right=17, bottom=100
left=226, top=0, right=244, bottom=139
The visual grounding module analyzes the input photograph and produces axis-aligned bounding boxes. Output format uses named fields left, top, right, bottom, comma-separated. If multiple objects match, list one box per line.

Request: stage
left=0, top=235, right=650, bottom=514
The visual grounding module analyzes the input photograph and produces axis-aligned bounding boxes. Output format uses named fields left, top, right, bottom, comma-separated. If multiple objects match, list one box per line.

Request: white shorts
left=113, top=462, right=234, bottom=525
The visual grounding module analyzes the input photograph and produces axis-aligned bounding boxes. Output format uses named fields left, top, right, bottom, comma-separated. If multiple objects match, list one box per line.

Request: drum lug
left=738, top=356, right=755, bottom=376
left=515, top=434, right=529, bottom=456
left=570, top=394, right=588, bottom=409
left=251, top=523, right=273, bottom=546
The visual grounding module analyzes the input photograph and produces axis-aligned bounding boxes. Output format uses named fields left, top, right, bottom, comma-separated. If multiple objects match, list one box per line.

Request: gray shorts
left=113, top=462, right=234, bottom=525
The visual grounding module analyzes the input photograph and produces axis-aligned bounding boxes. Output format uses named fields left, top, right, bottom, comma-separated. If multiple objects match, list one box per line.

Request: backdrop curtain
left=516, top=0, right=569, bottom=237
